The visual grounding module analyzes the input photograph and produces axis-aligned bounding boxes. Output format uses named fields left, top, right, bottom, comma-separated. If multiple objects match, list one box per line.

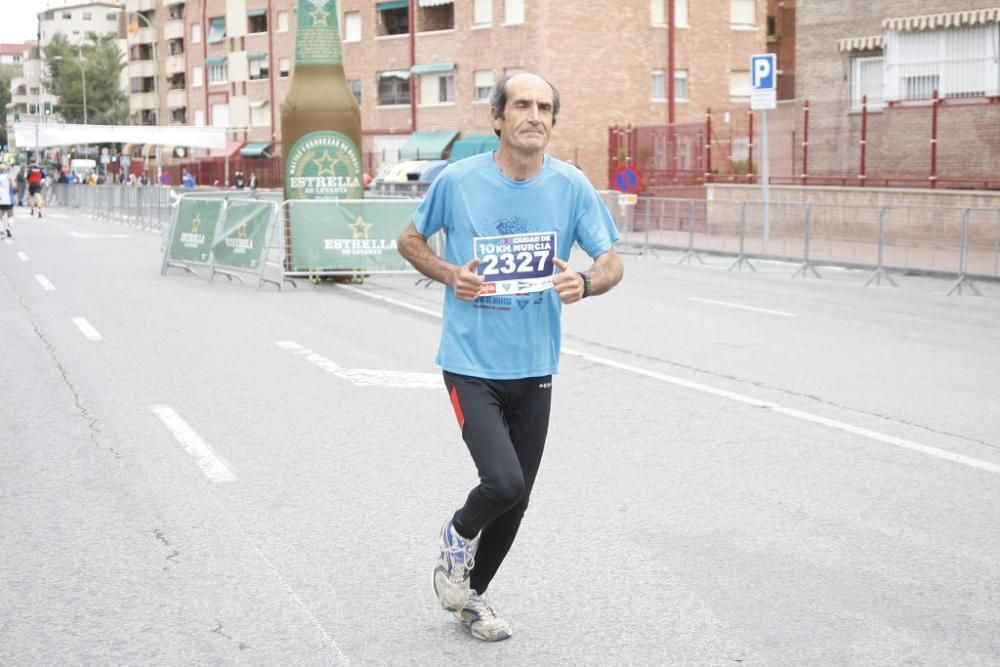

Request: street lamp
left=128, top=11, right=161, bottom=177
left=50, top=53, right=87, bottom=124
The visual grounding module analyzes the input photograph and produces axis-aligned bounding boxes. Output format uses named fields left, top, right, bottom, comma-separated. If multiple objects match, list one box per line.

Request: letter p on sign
left=751, top=54, right=776, bottom=90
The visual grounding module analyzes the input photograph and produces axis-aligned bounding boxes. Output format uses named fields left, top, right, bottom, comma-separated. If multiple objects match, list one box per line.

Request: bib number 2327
left=473, top=231, right=557, bottom=297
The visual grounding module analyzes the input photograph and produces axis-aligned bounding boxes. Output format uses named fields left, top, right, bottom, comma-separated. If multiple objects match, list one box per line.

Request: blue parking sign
left=751, top=54, right=776, bottom=90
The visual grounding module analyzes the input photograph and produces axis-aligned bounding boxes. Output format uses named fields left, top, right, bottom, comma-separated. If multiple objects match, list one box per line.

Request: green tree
left=0, top=67, right=13, bottom=147
left=45, top=32, right=128, bottom=125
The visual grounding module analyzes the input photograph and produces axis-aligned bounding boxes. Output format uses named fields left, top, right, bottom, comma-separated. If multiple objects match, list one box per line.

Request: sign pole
left=762, top=108, right=770, bottom=248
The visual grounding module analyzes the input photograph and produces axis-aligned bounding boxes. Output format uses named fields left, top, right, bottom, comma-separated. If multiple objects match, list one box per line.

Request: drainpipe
left=667, top=0, right=675, bottom=125
left=268, top=0, right=275, bottom=141
left=408, top=0, right=416, bottom=132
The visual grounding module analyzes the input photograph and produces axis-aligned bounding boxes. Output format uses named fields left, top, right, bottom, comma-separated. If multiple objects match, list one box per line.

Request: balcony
left=127, top=26, right=155, bottom=45
left=162, top=0, right=185, bottom=5
left=165, top=54, right=185, bottom=75
left=164, top=20, right=184, bottom=41
left=128, top=60, right=157, bottom=78
left=166, top=88, right=186, bottom=109
left=127, top=0, right=157, bottom=11
left=131, top=91, right=157, bottom=110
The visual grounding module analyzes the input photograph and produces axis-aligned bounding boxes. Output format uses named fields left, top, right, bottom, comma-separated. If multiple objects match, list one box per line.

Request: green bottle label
left=286, top=130, right=363, bottom=200
left=295, top=0, right=342, bottom=65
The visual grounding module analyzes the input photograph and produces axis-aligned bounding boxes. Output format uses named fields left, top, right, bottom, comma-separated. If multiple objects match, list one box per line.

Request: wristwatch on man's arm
left=580, top=272, right=593, bottom=298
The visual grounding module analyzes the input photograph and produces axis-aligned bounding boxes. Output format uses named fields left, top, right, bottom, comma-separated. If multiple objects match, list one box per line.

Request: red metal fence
left=609, top=95, right=1000, bottom=197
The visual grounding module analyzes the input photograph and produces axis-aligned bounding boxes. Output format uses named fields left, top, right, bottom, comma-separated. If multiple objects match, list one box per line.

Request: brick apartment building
left=796, top=1, right=1000, bottom=185
left=125, top=0, right=766, bottom=186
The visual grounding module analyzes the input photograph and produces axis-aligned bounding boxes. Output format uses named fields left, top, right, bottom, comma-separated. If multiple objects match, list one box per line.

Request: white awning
left=837, top=35, right=885, bottom=52
left=13, top=122, right=227, bottom=149
left=882, top=7, right=1000, bottom=32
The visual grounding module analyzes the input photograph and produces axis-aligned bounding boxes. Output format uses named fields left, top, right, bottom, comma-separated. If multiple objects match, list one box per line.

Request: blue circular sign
left=613, top=166, right=641, bottom=193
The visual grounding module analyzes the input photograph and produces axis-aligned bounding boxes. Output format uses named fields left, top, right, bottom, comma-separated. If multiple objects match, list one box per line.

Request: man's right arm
left=398, top=222, right=483, bottom=301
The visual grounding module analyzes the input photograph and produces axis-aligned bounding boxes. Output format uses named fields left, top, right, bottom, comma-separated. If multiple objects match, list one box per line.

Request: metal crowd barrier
left=55, top=183, right=177, bottom=233
left=600, top=193, right=1000, bottom=294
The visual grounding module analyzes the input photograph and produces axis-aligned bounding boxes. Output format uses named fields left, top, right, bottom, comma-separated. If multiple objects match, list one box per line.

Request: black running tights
left=442, top=371, right=552, bottom=594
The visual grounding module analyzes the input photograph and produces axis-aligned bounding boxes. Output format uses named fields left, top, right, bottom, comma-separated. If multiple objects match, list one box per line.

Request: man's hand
left=452, top=258, right=484, bottom=301
left=552, top=258, right=584, bottom=304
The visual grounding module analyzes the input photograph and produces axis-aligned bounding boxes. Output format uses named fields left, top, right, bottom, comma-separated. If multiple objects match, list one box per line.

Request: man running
left=0, top=166, right=14, bottom=237
left=398, top=72, right=623, bottom=642
left=26, top=164, right=45, bottom=218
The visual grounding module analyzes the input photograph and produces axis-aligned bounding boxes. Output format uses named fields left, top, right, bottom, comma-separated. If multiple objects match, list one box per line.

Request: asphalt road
left=1, top=205, right=998, bottom=665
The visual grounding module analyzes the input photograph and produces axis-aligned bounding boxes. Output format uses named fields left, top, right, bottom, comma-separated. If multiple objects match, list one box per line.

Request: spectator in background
left=159, top=170, right=172, bottom=186
left=182, top=169, right=196, bottom=190
left=233, top=170, right=245, bottom=189
left=140, top=172, right=150, bottom=186
left=15, top=167, right=26, bottom=206
left=248, top=171, right=258, bottom=192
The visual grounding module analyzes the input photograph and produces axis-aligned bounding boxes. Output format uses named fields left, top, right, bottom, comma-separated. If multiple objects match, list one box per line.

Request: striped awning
left=882, top=7, right=1000, bottom=32
left=837, top=35, right=885, bottom=52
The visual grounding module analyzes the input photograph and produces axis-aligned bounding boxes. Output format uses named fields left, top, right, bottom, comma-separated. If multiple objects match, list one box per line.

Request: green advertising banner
left=168, top=199, right=224, bottom=264
left=211, top=201, right=275, bottom=271
left=289, top=199, right=420, bottom=273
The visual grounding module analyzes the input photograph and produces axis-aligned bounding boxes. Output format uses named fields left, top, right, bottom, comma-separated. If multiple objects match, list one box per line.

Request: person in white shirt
left=0, top=165, right=15, bottom=238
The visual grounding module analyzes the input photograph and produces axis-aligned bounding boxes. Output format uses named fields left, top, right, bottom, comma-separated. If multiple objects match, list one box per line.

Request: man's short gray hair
left=489, top=74, right=561, bottom=137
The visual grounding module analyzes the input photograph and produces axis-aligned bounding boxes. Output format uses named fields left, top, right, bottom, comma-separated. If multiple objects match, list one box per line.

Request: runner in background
left=0, top=166, right=15, bottom=237
left=26, top=164, right=45, bottom=218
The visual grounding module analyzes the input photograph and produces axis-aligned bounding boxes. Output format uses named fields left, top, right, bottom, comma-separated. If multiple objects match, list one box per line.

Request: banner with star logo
left=210, top=200, right=276, bottom=271
left=165, top=198, right=225, bottom=265
left=288, top=199, right=421, bottom=273
left=295, top=0, right=343, bottom=66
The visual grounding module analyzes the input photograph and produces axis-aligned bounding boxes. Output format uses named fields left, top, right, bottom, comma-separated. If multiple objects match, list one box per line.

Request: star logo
left=310, top=4, right=330, bottom=26
left=349, top=216, right=372, bottom=239
left=191, top=213, right=202, bottom=233
left=237, top=223, right=248, bottom=239
left=312, top=151, right=340, bottom=177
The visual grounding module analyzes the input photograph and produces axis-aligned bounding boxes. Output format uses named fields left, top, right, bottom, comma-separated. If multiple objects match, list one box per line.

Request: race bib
left=473, top=231, right=556, bottom=297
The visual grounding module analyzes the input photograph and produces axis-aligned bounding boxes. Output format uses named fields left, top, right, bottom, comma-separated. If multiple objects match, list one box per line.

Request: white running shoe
left=433, top=519, right=479, bottom=611
left=455, top=592, right=512, bottom=642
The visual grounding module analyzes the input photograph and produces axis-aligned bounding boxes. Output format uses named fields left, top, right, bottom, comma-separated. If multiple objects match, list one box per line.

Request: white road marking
left=149, top=405, right=238, bottom=483
left=341, top=285, right=1000, bottom=475
left=34, top=274, right=55, bottom=291
left=17, top=251, right=29, bottom=261
left=687, top=297, right=796, bottom=317
left=69, top=231, right=129, bottom=239
left=338, top=285, right=441, bottom=318
left=71, top=317, right=103, bottom=341
left=276, top=340, right=440, bottom=388
left=3, top=238, right=11, bottom=245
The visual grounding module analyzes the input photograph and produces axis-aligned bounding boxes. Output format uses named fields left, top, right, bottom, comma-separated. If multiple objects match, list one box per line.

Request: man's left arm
left=552, top=248, right=624, bottom=304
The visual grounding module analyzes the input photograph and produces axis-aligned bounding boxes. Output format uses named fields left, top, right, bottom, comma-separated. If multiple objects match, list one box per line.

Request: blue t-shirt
left=412, top=152, right=619, bottom=380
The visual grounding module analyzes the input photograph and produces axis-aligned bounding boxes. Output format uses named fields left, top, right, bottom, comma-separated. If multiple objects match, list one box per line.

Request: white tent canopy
left=13, top=122, right=226, bottom=150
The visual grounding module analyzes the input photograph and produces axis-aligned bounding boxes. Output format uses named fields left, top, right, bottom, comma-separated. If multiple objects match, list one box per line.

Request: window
left=130, top=77, right=155, bottom=93
left=505, top=0, right=524, bottom=25
left=731, top=0, right=755, bottom=27
left=344, top=11, right=361, bottom=42
left=208, top=59, right=228, bottom=85
left=504, top=67, right=524, bottom=77
left=168, top=72, right=186, bottom=90
left=419, top=3, right=454, bottom=32
left=420, top=73, right=454, bottom=105
left=886, top=25, right=997, bottom=101
left=211, top=103, right=229, bottom=127
left=83, top=12, right=92, bottom=21
left=651, top=70, right=666, bottom=100
left=377, top=70, right=411, bottom=105
left=107, top=13, right=118, bottom=21
left=191, top=24, right=202, bottom=43
left=850, top=56, right=883, bottom=109
left=191, top=66, right=203, bottom=88
left=169, top=39, right=184, bottom=56
left=62, top=12, right=71, bottom=19
left=248, top=11, right=267, bottom=34
left=168, top=5, right=184, bottom=20
left=279, top=58, right=290, bottom=78
left=729, top=70, right=751, bottom=101
left=207, top=17, right=226, bottom=43
left=194, top=109, right=205, bottom=126
left=675, top=69, right=689, bottom=100
left=474, top=0, right=492, bottom=25
left=170, top=108, right=186, bottom=124
left=43, top=11, right=53, bottom=20
left=249, top=55, right=269, bottom=80
left=377, top=3, right=409, bottom=36
left=345, top=79, right=361, bottom=104
left=676, top=0, right=689, bottom=26
left=250, top=101, right=270, bottom=127
left=277, top=11, right=289, bottom=32
left=474, top=70, right=493, bottom=101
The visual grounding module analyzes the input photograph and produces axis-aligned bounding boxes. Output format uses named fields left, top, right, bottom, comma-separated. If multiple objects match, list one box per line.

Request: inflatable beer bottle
left=282, top=0, right=362, bottom=203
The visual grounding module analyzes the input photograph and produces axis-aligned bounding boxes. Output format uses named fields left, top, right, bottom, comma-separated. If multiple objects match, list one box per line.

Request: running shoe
left=433, top=519, right=479, bottom=611
left=455, top=592, right=512, bottom=642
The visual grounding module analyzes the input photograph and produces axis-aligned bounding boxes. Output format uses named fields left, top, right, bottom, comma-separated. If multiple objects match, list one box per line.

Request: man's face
left=492, top=75, right=555, bottom=155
